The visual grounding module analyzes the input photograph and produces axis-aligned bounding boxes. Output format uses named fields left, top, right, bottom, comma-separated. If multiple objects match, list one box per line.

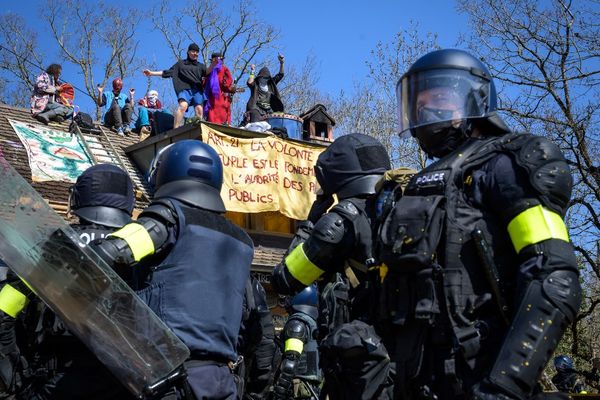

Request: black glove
left=306, top=191, right=334, bottom=224
left=273, top=354, right=298, bottom=400
left=273, top=372, right=293, bottom=400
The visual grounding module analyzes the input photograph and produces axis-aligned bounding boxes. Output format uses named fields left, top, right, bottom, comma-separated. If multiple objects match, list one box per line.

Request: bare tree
left=330, top=23, right=438, bottom=169
left=44, top=0, right=142, bottom=118
left=277, top=54, right=334, bottom=116
left=457, top=0, right=600, bottom=366
left=0, top=13, right=44, bottom=107
left=151, top=0, right=279, bottom=120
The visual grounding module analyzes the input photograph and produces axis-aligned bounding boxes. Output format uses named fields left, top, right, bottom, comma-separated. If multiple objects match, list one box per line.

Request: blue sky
left=3, top=0, right=468, bottom=113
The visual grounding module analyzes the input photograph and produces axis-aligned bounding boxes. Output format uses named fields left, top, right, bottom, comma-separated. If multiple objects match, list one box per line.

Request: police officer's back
left=0, top=163, right=135, bottom=399
left=91, top=140, right=254, bottom=400
left=378, top=49, right=582, bottom=399
left=274, top=284, right=321, bottom=400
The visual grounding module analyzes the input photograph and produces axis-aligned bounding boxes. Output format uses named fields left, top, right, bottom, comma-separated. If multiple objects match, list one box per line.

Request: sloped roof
left=299, top=103, right=336, bottom=125
left=0, top=103, right=287, bottom=269
left=0, top=103, right=150, bottom=216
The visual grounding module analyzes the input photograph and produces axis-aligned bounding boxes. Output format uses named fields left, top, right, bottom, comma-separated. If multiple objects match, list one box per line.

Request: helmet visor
left=396, top=68, right=491, bottom=138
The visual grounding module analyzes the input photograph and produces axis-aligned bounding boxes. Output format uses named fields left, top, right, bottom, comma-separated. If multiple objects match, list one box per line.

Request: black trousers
left=104, top=100, right=133, bottom=129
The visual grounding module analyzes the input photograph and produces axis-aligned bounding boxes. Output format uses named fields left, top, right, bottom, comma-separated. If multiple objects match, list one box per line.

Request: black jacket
left=162, top=58, right=207, bottom=94
left=246, top=67, right=284, bottom=113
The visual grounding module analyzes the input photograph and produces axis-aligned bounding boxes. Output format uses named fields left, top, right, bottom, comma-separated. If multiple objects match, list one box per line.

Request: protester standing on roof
left=143, top=43, right=212, bottom=129
left=204, top=52, right=245, bottom=125
left=30, top=63, right=73, bottom=124
left=96, top=78, right=134, bottom=136
left=245, top=54, right=285, bottom=123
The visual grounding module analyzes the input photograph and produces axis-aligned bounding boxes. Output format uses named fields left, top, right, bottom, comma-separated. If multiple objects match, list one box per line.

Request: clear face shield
left=147, top=144, right=174, bottom=188
left=396, top=68, right=491, bottom=138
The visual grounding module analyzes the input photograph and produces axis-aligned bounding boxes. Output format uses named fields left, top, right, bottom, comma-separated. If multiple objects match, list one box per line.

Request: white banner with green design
left=9, top=119, right=93, bottom=182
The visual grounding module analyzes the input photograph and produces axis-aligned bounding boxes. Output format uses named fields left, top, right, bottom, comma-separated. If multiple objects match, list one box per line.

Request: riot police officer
left=271, top=133, right=394, bottom=399
left=90, top=140, right=254, bottom=399
left=377, top=48, right=581, bottom=399
left=271, top=132, right=390, bottom=306
left=0, top=163, right=135, bottom=399
left=237, top=275, right=280, bottom=400
left=552, top=356, right=586, bottom=394
left=273, top=284, right=321, bottom=400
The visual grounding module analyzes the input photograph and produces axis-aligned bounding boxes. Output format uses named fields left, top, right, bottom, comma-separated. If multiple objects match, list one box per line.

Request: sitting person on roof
left=135, top=89, right=162, bottom=141
left=30, top=63, right=74, bottom=124
left=96, top=78, right=134, bottom=136
left=245, top=54, right=285, bottom=123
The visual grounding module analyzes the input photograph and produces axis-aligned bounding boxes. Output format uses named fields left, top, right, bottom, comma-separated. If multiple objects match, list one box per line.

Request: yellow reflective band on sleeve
left=0, top=284, right=29, bottom=318
left=507, top=205, right=570, bottom=253
left=285, top=338, right=304, bottom=354
left=109, top=223, right=155, bottom=262
left=284, top=243, right=324, bottom=286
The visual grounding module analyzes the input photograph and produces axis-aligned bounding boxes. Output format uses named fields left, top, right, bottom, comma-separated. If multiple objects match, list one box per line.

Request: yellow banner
left=201, top=125, right=325, bottom=220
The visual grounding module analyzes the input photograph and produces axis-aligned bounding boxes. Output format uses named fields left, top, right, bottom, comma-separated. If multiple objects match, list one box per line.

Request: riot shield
left=0, top=157, right=190, bottom=398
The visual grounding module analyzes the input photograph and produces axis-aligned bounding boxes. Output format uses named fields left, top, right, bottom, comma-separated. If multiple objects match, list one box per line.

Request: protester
left=30, top=63, right=73, bottom=124
left=143, top=43, right=210, bottom=128
left=245, top=54, right=285, bottom=123
left=90, top=140, right=253, bottom=399
left=204, top=52, right=245, bottom=125
left=135, top=89, right=163, bottom=141
left=97, top=78, right=134, bottom=136
left=376, top=48, right=581, bottom=399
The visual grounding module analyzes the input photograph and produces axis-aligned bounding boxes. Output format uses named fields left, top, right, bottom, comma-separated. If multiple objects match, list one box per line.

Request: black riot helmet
left=69, top=164, right=135, bottom=228
left=315, top=133, right=391, bottom=200
left=396, top=49, right=509, bottom=158
left=149, top=139, right=226, bottom=213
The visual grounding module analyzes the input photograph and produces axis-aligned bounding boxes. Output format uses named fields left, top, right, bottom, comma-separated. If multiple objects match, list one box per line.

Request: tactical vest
left=135, top=199, right=253, bottom=362
left=379, top=134, right=525, bottom=367
left=287, top=312, right=321, bottom=382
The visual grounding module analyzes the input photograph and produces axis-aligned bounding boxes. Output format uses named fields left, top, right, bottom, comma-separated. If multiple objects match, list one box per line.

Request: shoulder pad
left=312, top=212, right=346, bottom=244
left=284, top=318, right=308, bottom=341
left=331, top=199, right=360, bottom=222
left=139, top=200, right=177, bottom=226
left=512, top=135, right=572, bottom=213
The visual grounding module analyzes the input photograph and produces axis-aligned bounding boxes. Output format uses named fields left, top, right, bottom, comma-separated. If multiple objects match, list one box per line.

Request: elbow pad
left=91, top=216, right=170, bottom=268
